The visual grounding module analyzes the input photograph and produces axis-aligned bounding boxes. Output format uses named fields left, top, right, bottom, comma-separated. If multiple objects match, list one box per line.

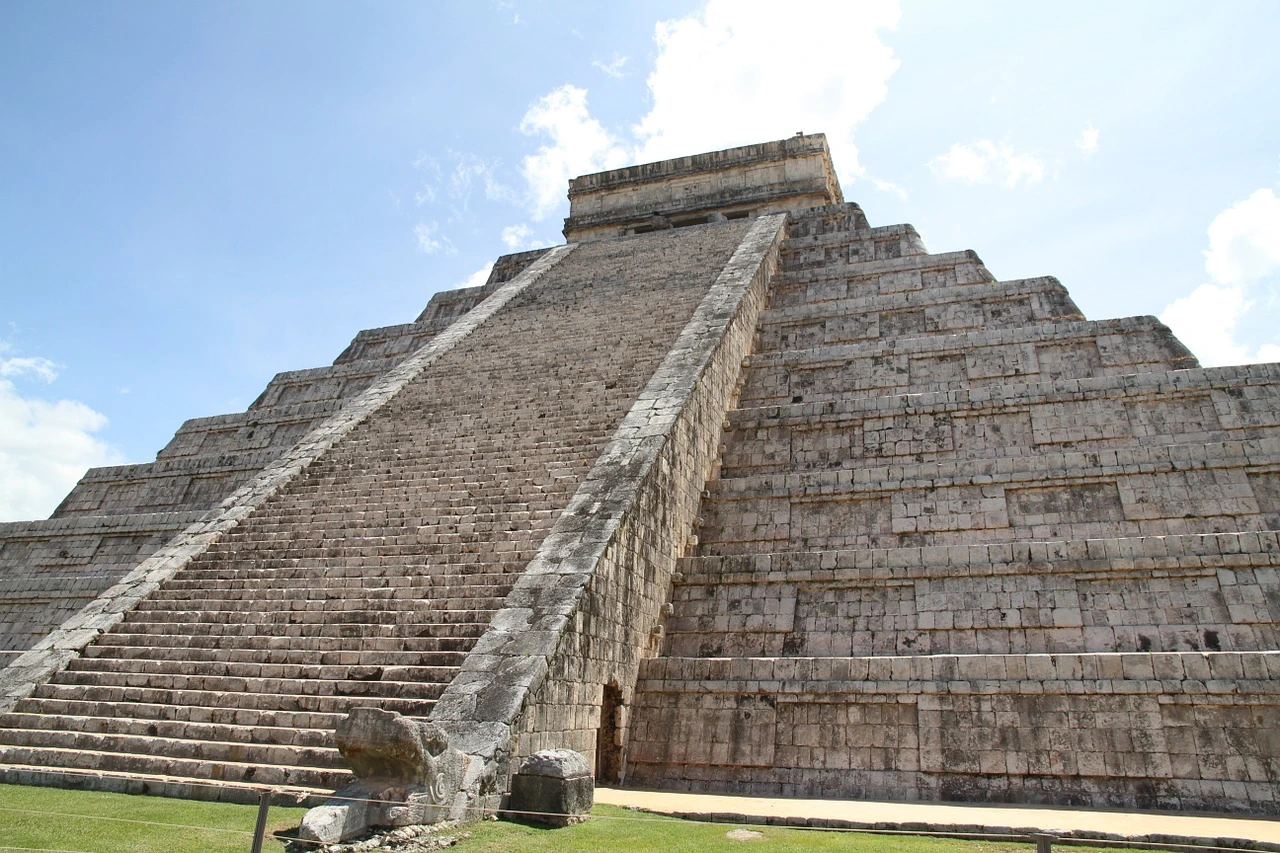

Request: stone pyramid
left=0, top=135, right=1276, bottom=816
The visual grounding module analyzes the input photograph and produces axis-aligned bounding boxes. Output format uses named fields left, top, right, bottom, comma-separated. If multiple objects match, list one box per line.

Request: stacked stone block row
left=52, top=450, right=281, bottom=516
left=663, top=531, right=1280, bottom=657
left=770, top=249, right=995, bottom=309
left=626, top=201, right=1280, bottom=813
left=626, top=651, right=1280, bottom=811
left=0, top=512, right=207, bottom=666
left=741, top=317, right=1196, bottom=407
left=151, top=401, right=347, bottom=461
left=699, top=438, right=1280, bottom=552
left=758, top=277, right=1083, bottom=353
left=722, top=363, right=1280, bottom=475
left=0, top=221, right=752, bottom=799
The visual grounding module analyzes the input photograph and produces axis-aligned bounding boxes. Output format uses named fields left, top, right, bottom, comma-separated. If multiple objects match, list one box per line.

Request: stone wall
left=627, top=651, right=1280, bottom=813
left=662, top=531, right=1280, bottom=657
left=624, top=196, right=1280, bottom=815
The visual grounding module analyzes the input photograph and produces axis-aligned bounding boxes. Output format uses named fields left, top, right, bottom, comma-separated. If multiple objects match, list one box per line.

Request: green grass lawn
left=0, top=783, right=307, bottom=853
left=454, top=805, right=1035, bottom=853
left=0, top=784, right=1149, bottom=853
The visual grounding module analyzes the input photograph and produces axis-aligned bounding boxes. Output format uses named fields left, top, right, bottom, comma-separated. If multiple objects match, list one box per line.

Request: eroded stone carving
left=505, top=748, right=593, bottom=827
left=299, top=708, right=466, bottom=845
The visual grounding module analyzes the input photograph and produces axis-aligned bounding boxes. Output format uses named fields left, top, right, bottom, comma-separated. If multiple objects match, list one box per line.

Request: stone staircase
left=0, top=258, right=525, bottom=668
left=0, top=222, right=754, bottom=800
left=625, top=204, right=1280, bottom=813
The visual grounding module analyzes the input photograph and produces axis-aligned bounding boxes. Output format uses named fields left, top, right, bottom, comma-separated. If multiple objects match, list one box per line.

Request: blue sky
left=3, top=0, right=1279, bottom=521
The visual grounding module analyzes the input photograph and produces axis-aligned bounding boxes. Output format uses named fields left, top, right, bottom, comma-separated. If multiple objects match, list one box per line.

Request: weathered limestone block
left=506, top=748, right=593, bottom=826
left=299, top=708, right=466, bottom=845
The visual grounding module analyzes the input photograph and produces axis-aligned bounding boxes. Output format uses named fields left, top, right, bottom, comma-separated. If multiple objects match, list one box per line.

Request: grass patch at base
left=0, top=785, right=1159, bottom=853
left=0, top=783, right=307, bottom=853
left=457, top=805, right=1030, bottom=852
left=455, top=805, right=1147, bottom=853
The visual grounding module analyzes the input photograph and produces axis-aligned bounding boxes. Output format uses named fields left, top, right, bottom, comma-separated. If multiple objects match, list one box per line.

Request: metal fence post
left=250, top=789, right=271, bottom=853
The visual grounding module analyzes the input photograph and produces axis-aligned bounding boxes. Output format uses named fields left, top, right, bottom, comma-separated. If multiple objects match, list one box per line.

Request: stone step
left=164, top=566, right=514, bottom=583
left=666, top=531, right=1280, bottom=657
left=28, top=681, right=439, bottom=716
left=756, top=277, right=1083, bottom=353
left=91, top=631, right=482, bottom=655
left=739, top=317, right=1197, bottom=407
left=48, top=667, right=450, bottom=700
left=7, top=696, right=348, bottom=732
left=0, top=722, right=343, bottom=769
left=0, top=762, right=330, bottom=806
left=720, top=364, right=1280, bottom=476
left=143, top=584, right=508, bottom=604
left=0, top=744, right=350, bottom=791
left=129, top=593, right=506, bottom=613
left=64, top=655, right=460, bottom=686
left=82, top=644, right=468, bottom=668
left=119, top=608, right=497, bottom=629
left=101, top=620, right=490, bottom=641
left=152, top=579, right=511, bottom=598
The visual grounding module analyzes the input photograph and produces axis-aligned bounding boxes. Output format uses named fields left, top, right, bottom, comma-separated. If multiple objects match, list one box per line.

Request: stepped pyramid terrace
left=0, top=134, right=1277, bottom=818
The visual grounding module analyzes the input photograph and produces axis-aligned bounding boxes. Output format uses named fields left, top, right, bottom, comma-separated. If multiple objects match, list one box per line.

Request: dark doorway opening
left=595, top=682, right=623, bottom=784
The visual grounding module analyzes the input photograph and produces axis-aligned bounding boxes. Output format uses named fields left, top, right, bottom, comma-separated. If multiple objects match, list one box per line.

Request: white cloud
left=1203, top=188, right=1280, bottom=286
left=929, top=140, right=1045, bottom=188
left=500, top=223, right=554, bottom=252
left=457, top=263, right=494, bottom=290
left=0, top=355, right=59, bottom=382
left=0, top=347, right=124, bottom=521
left=449, top=152, right=517, bottom=206
left=1160, top=188, right=1280, bottom=366
left=871, top=177, right=908, bottom=201
left=517, top=1, right=900, bottom=219
left=411, top=153, right=442, bottom=206
left=413, top=221, right=454, bottom=255
left=519, top=85, right=631, bottom=221
left=501, top=224, right=532, bottom=250
left=1076, top=124, right=1100, bottom=155
left=632, top=0, right=900, bottom=183
left=593, top=54, right=628, bottom=78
